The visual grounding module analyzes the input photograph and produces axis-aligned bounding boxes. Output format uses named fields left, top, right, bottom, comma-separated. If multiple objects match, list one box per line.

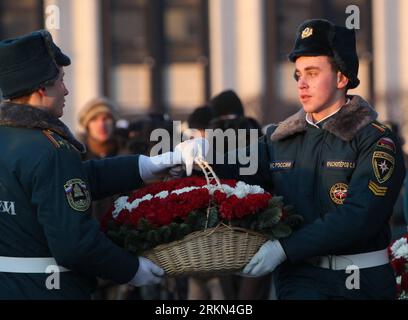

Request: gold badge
left=372, top=151, right=395, bottom=184
left=64, top=178, right=91, bottom=211
left=329, top=183, right=348, bottom=205
left=368, top=180, right=387, bottom=196
left=301, top=27, right=313, bottom=39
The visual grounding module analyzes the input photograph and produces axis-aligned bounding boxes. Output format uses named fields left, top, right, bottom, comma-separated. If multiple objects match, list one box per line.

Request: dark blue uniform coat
left=215, top=96, right=406, bottom=299
left=0, top=102, right=143, bottom=299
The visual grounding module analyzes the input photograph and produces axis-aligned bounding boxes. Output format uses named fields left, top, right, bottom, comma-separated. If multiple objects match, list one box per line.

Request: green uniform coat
left=0, top=102, right=144, bottom=299
left=215, top=95, right=406, bottom=299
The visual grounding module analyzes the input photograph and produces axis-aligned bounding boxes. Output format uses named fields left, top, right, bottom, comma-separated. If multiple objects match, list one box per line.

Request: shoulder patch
left=372, top=151, right=395, bottom=184
left=64, top=178, right=91, bottom=212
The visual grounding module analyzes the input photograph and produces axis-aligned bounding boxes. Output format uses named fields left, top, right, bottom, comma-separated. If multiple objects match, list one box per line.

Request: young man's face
left=294, top=56, right=347, bottom=121
left=41, top=67, right=69, bottom=118
left=87, top=112, right=114, bottom=143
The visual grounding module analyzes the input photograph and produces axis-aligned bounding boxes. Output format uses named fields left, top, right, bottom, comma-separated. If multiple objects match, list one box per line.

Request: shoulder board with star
left=42, top=130, right=72, bottom=150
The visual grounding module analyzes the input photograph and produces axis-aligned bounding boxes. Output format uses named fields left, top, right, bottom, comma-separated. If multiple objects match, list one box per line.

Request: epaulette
left=42, top=129, right=72, bottom=150
left=371, top=121, right=388, bottom=133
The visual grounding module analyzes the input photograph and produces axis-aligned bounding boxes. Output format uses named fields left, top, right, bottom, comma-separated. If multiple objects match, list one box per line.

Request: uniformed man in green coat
left=213, top=19, right=406, bottom=299
left=0, top=30, right=205, bottom=299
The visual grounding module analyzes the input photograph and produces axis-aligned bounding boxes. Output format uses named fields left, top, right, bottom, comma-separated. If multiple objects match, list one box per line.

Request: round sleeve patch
left=64, top=178, right=91, bottom=211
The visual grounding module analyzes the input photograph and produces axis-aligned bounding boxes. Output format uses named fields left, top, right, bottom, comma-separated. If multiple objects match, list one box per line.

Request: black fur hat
left=188, top=105, right=213, bottom=130
left=209, top=90, right=244, bottom=119
left=288, top=19, right=360, bottom=89
left=0, top=30, right=70, bottom=99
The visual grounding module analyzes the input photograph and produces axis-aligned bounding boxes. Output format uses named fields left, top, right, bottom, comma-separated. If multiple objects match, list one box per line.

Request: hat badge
left=301, top=27, right=313, bottom=39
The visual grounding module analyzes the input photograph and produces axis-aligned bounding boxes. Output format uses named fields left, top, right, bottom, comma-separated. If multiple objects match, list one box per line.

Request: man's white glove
left=173, top=137, right=209, bottom=176
left=128, top=257, right=165, bottom=287
left=241, top=240, right=287, bottom=277
left=139, top=137, right=209, bottom=182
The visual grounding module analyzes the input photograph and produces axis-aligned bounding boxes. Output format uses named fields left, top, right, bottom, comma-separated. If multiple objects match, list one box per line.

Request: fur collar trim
left=0, top=101, right=85, bottom=152
left=270, top=95, right=378, bottom=142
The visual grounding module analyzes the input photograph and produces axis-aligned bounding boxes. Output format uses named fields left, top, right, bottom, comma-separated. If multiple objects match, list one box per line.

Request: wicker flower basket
left=140, top=158, right=269, bottom=277
left=143, top=224, right=267, bottom=277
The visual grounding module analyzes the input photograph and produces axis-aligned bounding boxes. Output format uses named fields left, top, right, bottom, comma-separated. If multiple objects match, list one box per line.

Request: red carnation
left=401, top=273, right=408, bottom=291
left=391, top=257, right=407, bottom=276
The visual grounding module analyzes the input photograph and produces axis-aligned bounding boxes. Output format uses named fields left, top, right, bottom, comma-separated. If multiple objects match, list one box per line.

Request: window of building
left=103, top=0, right=209, bottom=117
left=0, top=0, right=43, bottom=39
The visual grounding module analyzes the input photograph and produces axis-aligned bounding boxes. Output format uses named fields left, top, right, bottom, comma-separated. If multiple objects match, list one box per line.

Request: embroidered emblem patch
left=326, top=160, right=355, bottom=169
left=372, top=151, right=395, bottom=184
left=64, top=179, right=91, bottom=211
left=368, top=180, right=388, bottom=196
left=329, top=183, right=348, bottom=205
left=270, top=161, right=294, bottom=171
left=301, top=27, right=313, bottom=39
left=376, top=137, right=396, bottom=153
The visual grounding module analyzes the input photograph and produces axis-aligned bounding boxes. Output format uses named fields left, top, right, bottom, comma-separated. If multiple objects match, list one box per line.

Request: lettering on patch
left=326, top=160, right=356, bottom=169
left=270, top=161, right=294, bottom=171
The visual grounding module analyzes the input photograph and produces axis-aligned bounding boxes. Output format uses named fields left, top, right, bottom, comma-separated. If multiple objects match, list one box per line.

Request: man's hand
left=138, top=138, right=209, bottom=182
left=240, top=240, right=287, bottom=277
left=128, top=257, right=164, bottom=287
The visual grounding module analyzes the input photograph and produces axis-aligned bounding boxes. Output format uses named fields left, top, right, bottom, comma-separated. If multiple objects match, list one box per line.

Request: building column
left=209, top=0, right=237, bottom=94
left=209, top=0, right=264, bottom=119
left=373, top=0, right=408, bottom=153
left=235, top=0, right=264, bottom=119
left=43, top=0, right=102, bottom=132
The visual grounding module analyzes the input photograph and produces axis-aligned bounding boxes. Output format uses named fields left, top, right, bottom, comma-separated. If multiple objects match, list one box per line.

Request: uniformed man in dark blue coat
left=213, top=19, right=406, bottom=299
left=0, top=30, right=204, bottom=299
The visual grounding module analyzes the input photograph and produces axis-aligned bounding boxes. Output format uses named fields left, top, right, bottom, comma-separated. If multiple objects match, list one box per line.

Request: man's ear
left=37, top=87, right=47, bottom=97
left=337, top=72, right=349, bottom=89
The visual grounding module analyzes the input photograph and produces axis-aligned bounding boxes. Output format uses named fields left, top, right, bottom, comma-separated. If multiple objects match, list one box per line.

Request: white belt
left=0, top=256, right=70, bottom=273
left=307, top=249, right=389, bottom=270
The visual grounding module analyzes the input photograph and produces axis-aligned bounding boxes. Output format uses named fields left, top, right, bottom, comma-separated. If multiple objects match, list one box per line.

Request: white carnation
left=112, top=196, right=129, bottom=218
left=391, top=238, right=408, bottom=255
left=395, top=245, right=408, bottom=259
left=155, top=191, right=169, bottom=199
left=172, top=186, right=201, bottom=195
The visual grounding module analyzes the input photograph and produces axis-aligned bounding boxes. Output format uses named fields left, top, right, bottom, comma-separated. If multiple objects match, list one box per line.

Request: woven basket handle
left=194, top=157, right=225, bottom=229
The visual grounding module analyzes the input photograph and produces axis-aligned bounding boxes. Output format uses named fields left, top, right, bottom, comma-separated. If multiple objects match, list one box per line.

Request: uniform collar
left=270, top=95, right=377, bottom=142
left=305, top=98, right=351, bottom=129
left=0, top=101, right=85, bottom=153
